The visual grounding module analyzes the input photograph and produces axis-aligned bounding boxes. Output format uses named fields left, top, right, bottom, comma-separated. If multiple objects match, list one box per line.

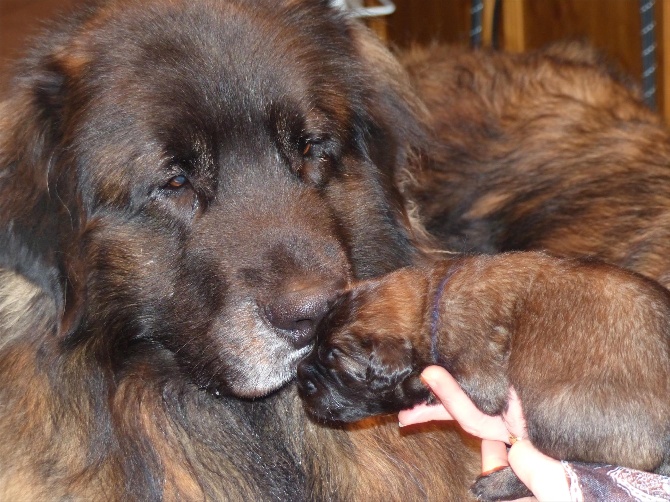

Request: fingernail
left=480, top=465, right=508, bottom=476
left=420, top=375, right=432, bottom=388
left=398, top=422, right=405, bottom=428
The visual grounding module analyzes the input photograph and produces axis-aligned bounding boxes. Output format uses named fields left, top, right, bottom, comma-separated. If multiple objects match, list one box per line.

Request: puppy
left=298, top=252, right=670, bottom=500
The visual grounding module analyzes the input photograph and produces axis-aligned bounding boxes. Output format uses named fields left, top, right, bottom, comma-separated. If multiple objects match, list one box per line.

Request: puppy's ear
left=367, top=337, right=414, bottom=391
left=0, top=40, right=90, bottom=337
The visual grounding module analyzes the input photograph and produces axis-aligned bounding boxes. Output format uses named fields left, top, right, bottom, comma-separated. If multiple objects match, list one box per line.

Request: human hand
left=398, top=366, right=571, bottom=502
left=397, top=366, right=517, bottom=442
left=507, top=440, right=571, bottom=501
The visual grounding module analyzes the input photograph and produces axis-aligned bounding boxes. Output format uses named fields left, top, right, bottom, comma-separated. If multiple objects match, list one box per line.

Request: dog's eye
left=166, top=174, right=189, bottom=189
left=295, top=137, right=335, bottom=186
left=300, top=139, right=328, bottom=160
left=299, top=139, right=316, bottom=161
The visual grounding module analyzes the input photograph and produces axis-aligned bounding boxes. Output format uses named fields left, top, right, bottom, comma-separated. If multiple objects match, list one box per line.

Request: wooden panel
left=659, top=0, right=669, bottom=118
left=502, top=0, right=526, bottom=52
left=481, top=0, right=497, bottom=47
left=386, top=0, right=471, bottom=48
left=0, top=0, right=80, bottom=92
left=518, top=0, right=642, bottom=78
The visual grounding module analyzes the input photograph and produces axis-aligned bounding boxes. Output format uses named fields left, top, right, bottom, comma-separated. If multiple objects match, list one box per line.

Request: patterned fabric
left=562, top=462, right=670, bottom=501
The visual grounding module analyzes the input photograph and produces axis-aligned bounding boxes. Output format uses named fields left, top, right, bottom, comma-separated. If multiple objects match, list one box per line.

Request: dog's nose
left=264, top=286, right=337, bottom=348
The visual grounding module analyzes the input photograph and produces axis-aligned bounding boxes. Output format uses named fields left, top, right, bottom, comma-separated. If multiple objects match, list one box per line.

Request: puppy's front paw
left=470, top=466, right=532, bottom=501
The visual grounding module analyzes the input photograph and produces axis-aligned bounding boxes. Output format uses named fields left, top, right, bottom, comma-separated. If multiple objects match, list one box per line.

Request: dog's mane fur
left=0, top=267, right=478, bottom=500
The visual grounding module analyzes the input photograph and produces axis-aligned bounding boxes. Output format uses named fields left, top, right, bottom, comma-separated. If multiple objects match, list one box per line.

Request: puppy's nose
left=264, top=286, right=337, bottom=348
left=296, top=362, right=319, bottom=397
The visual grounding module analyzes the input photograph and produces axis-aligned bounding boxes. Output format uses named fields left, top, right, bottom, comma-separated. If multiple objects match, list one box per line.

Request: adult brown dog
left=297, top=252, right=670, bottom=500
left=3, top=1, right=670, bottom=502
left=0, top=0, right=482, bottom=499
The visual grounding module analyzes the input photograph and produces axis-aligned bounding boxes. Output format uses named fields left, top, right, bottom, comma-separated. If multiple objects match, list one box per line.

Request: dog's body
left=3, top=0, right=670, bottom=499
left=297, top=252, right=670, bottom=499
left=404, top=45, right=670, bottom=287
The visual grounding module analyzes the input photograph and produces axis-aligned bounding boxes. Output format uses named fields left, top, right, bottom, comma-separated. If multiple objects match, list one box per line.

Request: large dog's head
left=0, top=0, right=429, bottom=398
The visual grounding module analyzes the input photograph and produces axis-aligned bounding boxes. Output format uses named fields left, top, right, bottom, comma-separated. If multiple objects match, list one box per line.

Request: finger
left=481, top=439, right=509, bottom=474
left=398, top=402, right=454, bottom=426
left=420, top=366, right=510, bottom=442
left=502, top=387, right=528, bottom=439
left=508, top=440, right=570, bottom=502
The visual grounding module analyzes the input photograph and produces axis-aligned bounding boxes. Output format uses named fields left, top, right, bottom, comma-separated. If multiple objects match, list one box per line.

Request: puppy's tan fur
left=299, top=252, right=670, bottom=498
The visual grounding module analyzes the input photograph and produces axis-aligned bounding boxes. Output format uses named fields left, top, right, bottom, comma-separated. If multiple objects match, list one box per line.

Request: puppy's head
left=297, top=268, right=431, bottom=422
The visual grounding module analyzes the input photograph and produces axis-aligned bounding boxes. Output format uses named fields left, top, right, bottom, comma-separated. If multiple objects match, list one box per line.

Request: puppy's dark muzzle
left=296, top=359, right=350, bottom=422
left=297, top=358, right=371, bottom=423
left=296, top=358, right=322, bottom=398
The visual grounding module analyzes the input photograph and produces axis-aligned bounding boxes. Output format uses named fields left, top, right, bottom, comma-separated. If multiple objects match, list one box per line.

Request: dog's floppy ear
left=0, top=38, right=91, bottom=337
left=367, top=336, right=414, bottom=391
left=348, top=24, right=435, bottom=253
left=355, top=29, right=431, bottom=170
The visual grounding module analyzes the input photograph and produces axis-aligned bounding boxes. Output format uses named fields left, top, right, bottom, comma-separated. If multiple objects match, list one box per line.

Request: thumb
left=508, top=440, right=571, bottom=501
left=481, top=439, right=509, bottom=474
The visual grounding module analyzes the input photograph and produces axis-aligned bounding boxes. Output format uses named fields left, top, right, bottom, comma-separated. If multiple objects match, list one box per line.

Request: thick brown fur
left=5, top=1, right=670, bottom=500
left=0, top=0, right=482, bottom=500
left=402, top=44, right=670, bottom=287
left=298, top=252, right=670, bottom=499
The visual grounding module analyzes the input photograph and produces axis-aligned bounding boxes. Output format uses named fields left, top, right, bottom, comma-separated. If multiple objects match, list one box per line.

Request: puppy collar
left=429, top=263, right=461, bottom=364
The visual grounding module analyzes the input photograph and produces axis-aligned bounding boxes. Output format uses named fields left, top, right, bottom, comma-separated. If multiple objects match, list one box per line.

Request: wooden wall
left=0, top=0, right=80, bottom=92
left=385, top=0, right=472, bottom=47
left=1, top=0, right=669, bottom=116
left=381, top=0, right=667, bottom=116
